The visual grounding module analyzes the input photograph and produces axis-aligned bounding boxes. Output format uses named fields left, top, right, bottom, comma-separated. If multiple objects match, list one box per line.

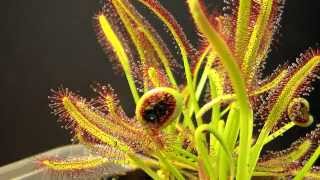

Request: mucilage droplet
left=136, top=87, right=183, bottom=129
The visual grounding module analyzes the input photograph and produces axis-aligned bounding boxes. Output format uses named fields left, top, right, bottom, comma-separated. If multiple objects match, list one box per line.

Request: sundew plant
left=39, top=0, right=320, bottom=179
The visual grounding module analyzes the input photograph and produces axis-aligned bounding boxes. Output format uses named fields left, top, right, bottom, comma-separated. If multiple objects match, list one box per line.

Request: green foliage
left=41, top=0, right=320, bottom=179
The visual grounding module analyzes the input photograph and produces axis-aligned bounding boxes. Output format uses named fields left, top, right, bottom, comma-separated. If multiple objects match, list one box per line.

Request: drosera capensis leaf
left=242, top=0, right=274, bottom=79
left=235, top=0, right=252, bottom=58
left=294, top=145, right=320, bottom=180
left=186, top=1, right=253, bottom=178
left=95, top=13, right=140, bottom=103
left=110, top=0, right=179, bottom=88
left=250, top=53, right=320, bottom=174
left=43, top=1, right=320, bottom=179
left=135, top=87, right=183, bottom=129
left=37, top=155, right=132, bottom=178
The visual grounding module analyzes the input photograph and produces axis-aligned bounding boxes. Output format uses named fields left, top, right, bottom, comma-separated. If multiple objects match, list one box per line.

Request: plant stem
left=166, top=152, right=197, bottom=170
left=128, top=153, right=160, bottom=180
left=187, top=51, right=216, bottom=120
left=208, top=69, right=223, bottom=152
left=172, top=146, right=198, bottom=160
left=264, top=122, right=295, bottom=145
left=195, top=124, right=234, bottom=180
left=196, top=94, right=235, bottom=120
left=223, top=103, right=240, bottom=150
left=219, top=103, right=240, bottom=179
left=193, top=45, right=211, bottom=88
left=157, top=152, right=185, bottom=180
left=294, top=145, right=320, bottom=180
left=195, top=125, right=215, bottom=179
left=187, top=2, right=253, bottom=179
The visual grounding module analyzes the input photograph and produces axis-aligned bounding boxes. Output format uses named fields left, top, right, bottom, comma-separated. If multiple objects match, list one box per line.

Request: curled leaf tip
left=136, top=87, right=183, bottom=129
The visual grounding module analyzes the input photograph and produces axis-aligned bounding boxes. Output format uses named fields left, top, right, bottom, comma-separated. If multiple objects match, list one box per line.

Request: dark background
left=0, top=0, right=319, bottom=167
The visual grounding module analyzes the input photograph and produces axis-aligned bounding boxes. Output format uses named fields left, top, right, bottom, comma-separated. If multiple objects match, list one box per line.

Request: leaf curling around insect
left=135, top=87, right=183, bottom=129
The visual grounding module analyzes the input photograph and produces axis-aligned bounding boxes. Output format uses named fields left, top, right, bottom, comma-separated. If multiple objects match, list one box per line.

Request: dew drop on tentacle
left=287, top=97, right=314, bottom=127
left=135, top=87, right=183, bottom=129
